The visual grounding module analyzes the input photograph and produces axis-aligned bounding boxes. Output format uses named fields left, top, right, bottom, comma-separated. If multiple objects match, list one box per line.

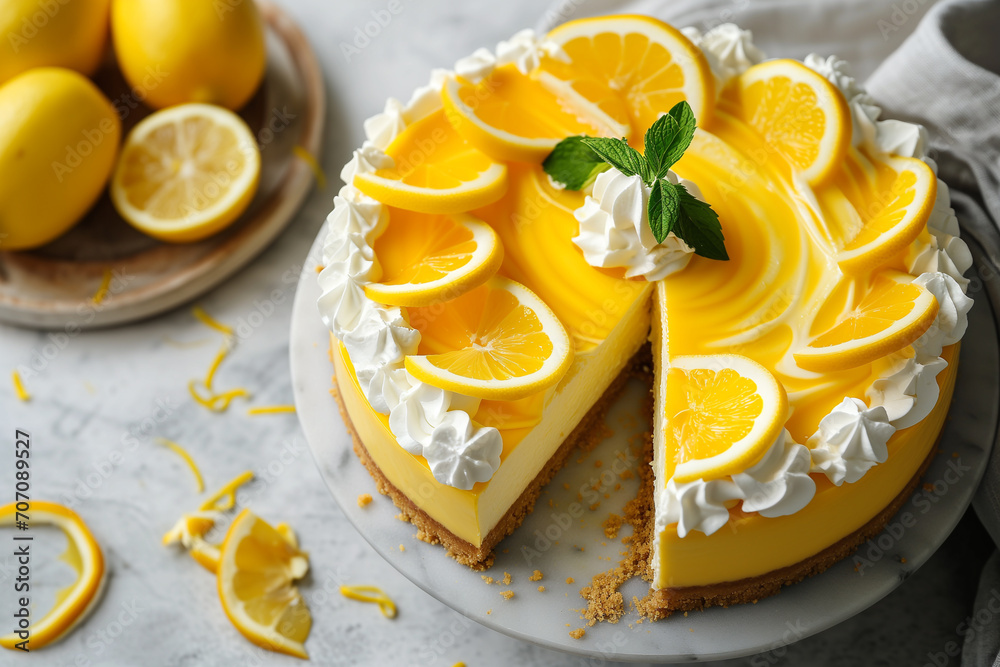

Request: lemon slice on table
left=664, top=355, right=788, bottom=484
left=111, top=103, right=261, bottom=243
left=542, top=15, right=716, bottom=136
left=353, top=109, right=507, bottom=214
left=730, top=59, right=850, bottom=186
left=837, top=155, right=937, bottom=273
left=405, top=275, right=573, bottom=400
left=0, top=501, right=105, bottom=651
left=364, top=210, right=503, bottom=307
left=217, top=510, right=311, bottom=660
left=794, top=272, right=939, bottom=373
left=441, top=65, right=630, bottom=163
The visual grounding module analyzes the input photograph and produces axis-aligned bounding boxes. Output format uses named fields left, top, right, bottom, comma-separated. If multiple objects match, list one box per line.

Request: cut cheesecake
left=320, top=15, right=974, bottom=614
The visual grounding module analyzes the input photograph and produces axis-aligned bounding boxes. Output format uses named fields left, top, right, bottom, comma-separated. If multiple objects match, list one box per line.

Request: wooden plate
left=0, top=1, right=324, bottom=330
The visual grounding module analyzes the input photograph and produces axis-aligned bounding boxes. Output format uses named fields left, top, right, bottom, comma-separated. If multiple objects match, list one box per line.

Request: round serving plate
left=0, top=1, right=324, bottom=330
left=290, top=223, right=999, bottom=662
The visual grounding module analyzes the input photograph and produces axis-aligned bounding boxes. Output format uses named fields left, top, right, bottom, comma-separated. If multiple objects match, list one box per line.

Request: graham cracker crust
left=640, top=430, right=943, bottom=616
left=331, top=347, right=651, bottom=571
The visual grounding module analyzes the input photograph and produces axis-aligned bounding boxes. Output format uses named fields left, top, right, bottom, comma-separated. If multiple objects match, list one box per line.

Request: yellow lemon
left=0, top=0, right=111, bottom=86
left=111, top=0, right=266, bottom=110
left=0, top=68, right=120, bottom=251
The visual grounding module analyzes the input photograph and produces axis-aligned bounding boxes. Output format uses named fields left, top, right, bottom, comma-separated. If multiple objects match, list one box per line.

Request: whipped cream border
left=652, top=25, right=974, bottom=539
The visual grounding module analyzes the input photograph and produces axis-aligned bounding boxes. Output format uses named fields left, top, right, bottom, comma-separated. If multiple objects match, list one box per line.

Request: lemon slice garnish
left=664, top=355, right=788, bottom=484
left=795, top=272, right=940, bottom=373
left=543, top=15, right=716, bottom=136
left=730, top=59, right=850, bottom=185
left=364, top=210, right=503, bottom=307
left=353, top=109, right=507, bottom=214
left=404, top=275, right=573, bottom=400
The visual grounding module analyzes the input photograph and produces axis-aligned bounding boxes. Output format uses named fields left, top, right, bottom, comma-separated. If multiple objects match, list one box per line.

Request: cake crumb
left=538, top=585, right=546, bottom=592
left=614, top=482, right=622, bottom=491
left=620, top=469, right=634, bottom=480
left=563, top=483, right=570, bottom=490
left=487, top=609, right=492, bottom=615
left=501, top=590, right=515, bottom=600
left=481, top=576, right=494, bottom=585
left=923, top=482, right=935, bottom=492
left=502, top=572, right=512, bottom=585
left=399, top=544, right=405, bottom=552
left=594, top=460, right=603, bottom=468
left=602, top=513, right=624, bottom=539
left=566, top=577, right=575, bottom=585
left=900, top=557, right=907, bottom=564
left=357, top=493, right=373, bottom=507
left=569, top=628, right=586, bottom=639
left=529, top=569, right=543, bottom=582
left=589, top=502, right=600, bottom=511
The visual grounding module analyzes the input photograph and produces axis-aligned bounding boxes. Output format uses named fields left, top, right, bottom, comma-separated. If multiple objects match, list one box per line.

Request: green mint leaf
left=580, top=137, right=652, bottom=184
left=660, top=101, right=697, bottom=171
left=673, top=184, right=728, bottom=260
left=647, top=178, right=679, bottom=244
left=542, top=136, right=612, bottom=190
left=643, top=114, right=681, bottom=178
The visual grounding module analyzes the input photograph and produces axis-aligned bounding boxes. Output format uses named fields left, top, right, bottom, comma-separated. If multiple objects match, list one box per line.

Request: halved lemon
left=353, top=108, right=507, bottom=214
left=364, top=210, right=503, bottom=307
left=730, top=59, right=850, bottom=185
left=542, top=15, right=715, bottom=136
left=665, top=355, right=788, bottom=484
left=0, top=501, right=105, bottom=650
left=111, top=103, right=261, bottom=242
left=794, top=272, right=939, bottom=372
left=405, top=275, right=573, bottom=400
left=217, top=510, right=311, bottom=660
left=837, top=155, right=937, bottom=273
left=441, top=65, right=630, bottom=163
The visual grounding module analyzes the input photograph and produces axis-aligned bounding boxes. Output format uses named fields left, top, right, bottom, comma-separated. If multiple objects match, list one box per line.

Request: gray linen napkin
left=865, top=1, right=1000, bottom=664
left=540, top=0, right=1000, bottom=663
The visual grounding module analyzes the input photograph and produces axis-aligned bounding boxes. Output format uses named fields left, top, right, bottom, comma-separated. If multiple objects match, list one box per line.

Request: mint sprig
left=543, top=101, right=727, bottom=261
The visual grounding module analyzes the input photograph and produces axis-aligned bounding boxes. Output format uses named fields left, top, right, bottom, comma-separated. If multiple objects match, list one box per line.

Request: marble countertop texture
left=1, top=0, right=994, bottom=665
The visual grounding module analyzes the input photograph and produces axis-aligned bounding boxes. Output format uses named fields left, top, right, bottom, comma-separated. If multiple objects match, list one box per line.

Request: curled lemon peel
left=91, top=267, right=113, bottom=304
left=247, top=405, right=296, bottom=415
left=292, top=145, right=327, bottom=190
left=11, top=370, right=30, bottom=401
left=188, top=339, right=251, bottom=413
left=191, top=305, right=234, bottom=336
left=154, top=438, right=205, bottom=493
left=200, top=470, right=255, bottom=512
left=339, top=585, right=398, bottom=619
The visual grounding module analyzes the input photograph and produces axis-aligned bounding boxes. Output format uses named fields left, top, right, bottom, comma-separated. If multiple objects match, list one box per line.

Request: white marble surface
left=1, top=1, right=995, bottom=666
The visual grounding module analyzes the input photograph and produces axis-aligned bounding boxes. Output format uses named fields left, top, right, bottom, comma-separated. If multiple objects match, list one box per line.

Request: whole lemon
left=0, top=0, right=112, bottom=86
left=0, top=68, right=121, bottom=251
left=111, top=0, right=266, bottom=111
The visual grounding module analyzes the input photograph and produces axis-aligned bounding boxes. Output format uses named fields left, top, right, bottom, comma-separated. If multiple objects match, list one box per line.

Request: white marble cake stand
left=290, top=222, right=999, bottom=662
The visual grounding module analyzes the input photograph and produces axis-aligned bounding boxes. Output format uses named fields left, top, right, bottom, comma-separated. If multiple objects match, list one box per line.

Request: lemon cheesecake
left=318, top=16, right=973, bottom=614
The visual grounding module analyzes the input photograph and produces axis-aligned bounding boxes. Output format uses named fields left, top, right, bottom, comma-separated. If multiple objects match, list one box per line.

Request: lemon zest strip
left=199, top=470, right=255, bottom=512
left=339, top=585, right=397, bottom=619
left=192, top=306, right=234, bottom=336
left=188, top=383, right=251, bottom=412
left=91, top=268, right=113, bottom=304
left=11, top=371, right=30, bottom=402
left=293, top=145, right=328, bottom=190
left=154, top=438, right=205, bottom=493
left=247, top=405, right=296, bottom=415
